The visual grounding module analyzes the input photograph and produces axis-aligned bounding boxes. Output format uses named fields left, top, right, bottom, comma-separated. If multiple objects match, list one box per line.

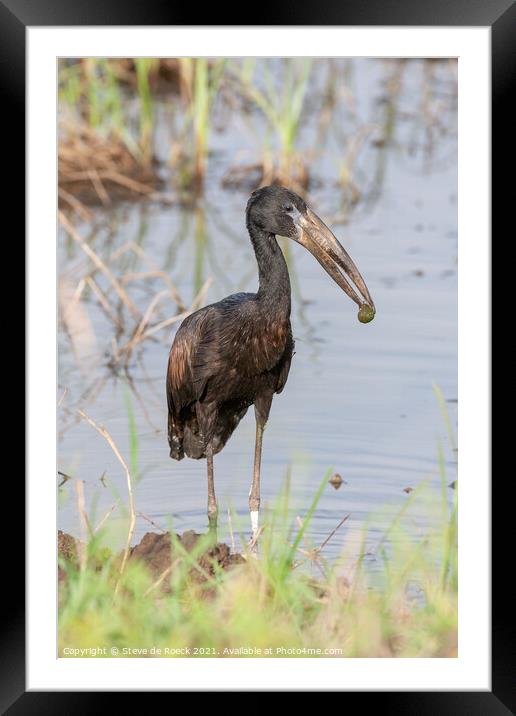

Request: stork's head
left=246, top=185, right=375, bottom=321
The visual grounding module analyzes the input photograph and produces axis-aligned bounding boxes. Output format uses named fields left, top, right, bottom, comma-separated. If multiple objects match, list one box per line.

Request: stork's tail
left=168, top=413, right=184, bottom=461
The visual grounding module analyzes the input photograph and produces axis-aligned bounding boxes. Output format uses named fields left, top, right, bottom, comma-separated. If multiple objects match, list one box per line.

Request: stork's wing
left=275, top=331, right=295, bottom=394
left=166, top=306, right=215, bottom=415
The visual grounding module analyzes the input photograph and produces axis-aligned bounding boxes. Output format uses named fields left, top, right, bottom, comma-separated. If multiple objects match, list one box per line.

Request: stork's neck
left=248, top=223, right=291, bottom=313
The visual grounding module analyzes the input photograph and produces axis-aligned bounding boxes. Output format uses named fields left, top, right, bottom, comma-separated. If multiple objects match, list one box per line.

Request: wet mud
left=58, top=529, right=246, bottom=591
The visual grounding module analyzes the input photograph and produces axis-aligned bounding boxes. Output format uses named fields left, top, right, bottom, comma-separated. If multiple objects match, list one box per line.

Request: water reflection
left=58, top=59, right=457, bottom=562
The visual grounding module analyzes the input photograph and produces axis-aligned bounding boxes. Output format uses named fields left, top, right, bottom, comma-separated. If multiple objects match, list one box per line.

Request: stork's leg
left=249, top=394, right=273, bottom=547
left=249, top=420, right=264, bottom=542
left=206, top=444, right=218, bottom=538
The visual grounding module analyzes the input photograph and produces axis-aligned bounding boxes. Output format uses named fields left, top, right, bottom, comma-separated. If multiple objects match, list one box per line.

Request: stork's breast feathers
left=231, top=317, right=290, bottom=375
left=266, top=320, right=290, bottom=364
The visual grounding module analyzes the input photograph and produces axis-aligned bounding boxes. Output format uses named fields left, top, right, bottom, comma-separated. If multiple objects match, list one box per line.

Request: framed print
left=6, top=0, right=509, bottom=707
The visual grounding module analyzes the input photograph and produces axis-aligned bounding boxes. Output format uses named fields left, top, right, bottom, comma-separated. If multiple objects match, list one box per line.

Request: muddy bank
left=130, top=530, right=245, bottom=583
left=58, top=529, right=246, bottom=590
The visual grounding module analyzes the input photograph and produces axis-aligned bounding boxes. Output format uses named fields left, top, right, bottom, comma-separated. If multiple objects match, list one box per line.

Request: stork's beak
left=296, top=207, right=375, bottom=315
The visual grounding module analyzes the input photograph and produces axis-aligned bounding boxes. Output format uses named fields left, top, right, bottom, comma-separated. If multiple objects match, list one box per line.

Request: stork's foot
left=247, top=537, right=259, bottom=558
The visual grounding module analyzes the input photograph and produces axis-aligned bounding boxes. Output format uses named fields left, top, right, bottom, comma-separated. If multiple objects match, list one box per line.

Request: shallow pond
left=58, top=59, right=457, bottom=565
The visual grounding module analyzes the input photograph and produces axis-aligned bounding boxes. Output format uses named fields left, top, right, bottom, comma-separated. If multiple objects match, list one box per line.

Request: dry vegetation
left=59, top=124, right=165, bottom=210
left=58, top=210, right=212, bottom=376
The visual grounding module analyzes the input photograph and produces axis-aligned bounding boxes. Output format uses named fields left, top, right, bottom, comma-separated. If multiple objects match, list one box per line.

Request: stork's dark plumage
left=166, top=186, right=375, bottom=542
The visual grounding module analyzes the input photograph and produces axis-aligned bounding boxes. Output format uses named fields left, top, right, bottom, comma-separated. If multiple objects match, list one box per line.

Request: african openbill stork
left=166, top=186, right=375, bottom=542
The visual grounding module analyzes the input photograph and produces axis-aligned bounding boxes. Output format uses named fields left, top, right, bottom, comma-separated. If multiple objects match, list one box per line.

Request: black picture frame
left=7, top=0, right=508, bottom=708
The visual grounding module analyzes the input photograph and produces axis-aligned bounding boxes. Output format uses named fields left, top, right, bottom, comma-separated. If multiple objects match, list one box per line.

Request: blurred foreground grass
left=59, top=446, right=457, bottom=658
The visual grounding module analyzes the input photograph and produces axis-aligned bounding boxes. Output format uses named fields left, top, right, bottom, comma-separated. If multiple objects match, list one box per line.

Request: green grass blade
left=286, top=468, right=331, bottom=566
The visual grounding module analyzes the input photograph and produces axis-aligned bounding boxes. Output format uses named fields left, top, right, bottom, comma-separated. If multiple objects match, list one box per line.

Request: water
left=58, top=59, right=457, bottom=563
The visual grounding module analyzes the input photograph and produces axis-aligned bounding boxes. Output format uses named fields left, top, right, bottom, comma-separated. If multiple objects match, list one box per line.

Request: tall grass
left=123, top=386, right=139, bottom=482
left=58, top=59, right=157, bottom=163
left=235, top=59, right=312, bottom=188
left=59, top=57, right=457, bottom=203
left=134, top=58, right=159, bottom=163
left=176, top=58, right=226, bottom=191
